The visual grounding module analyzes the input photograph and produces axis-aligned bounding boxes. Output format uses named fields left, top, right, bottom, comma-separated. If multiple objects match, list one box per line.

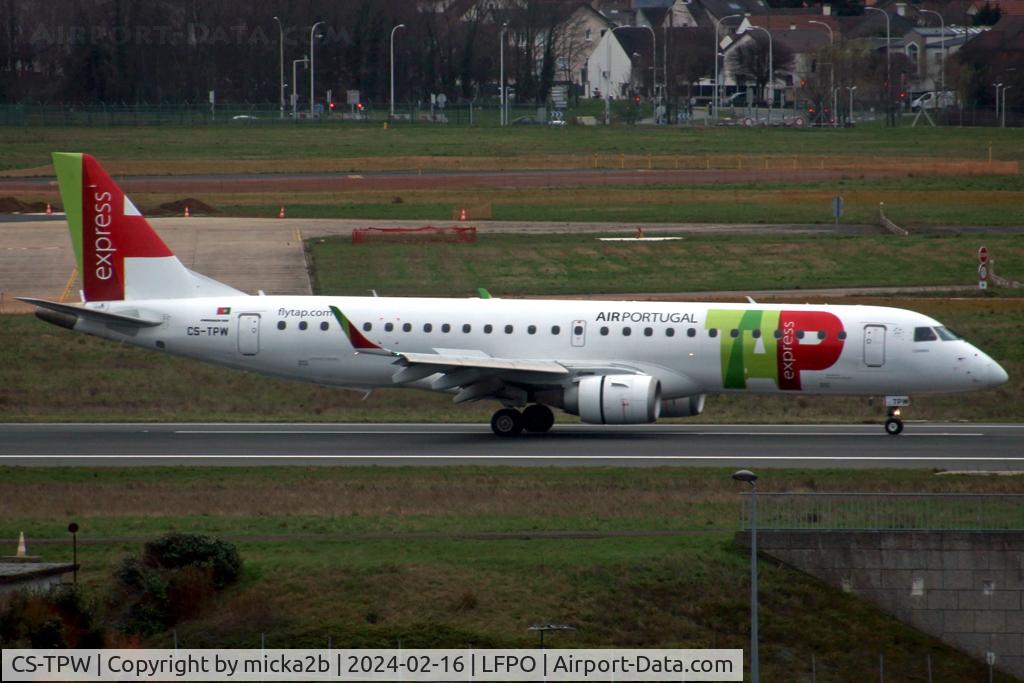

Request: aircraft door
left=863, top=324, right=885, bottom=367
left=238, top=314, right=260, bottom=356
left=571, top=320, right=586, bottom=347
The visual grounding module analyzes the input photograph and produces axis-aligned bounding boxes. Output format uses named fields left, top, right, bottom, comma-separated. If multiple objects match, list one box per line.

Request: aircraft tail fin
left=51, top=152, right=244, bottom=302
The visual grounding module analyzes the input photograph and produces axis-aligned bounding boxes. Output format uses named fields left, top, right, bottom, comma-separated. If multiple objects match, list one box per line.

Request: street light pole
left=733, top=470, right=759, bottom=683
left=995, top=82, right=1004, bottom=126
left=713, top=13, right=744, bottom=120
left=1003, top=86, right=1014, bottom=128
left=920, top=9, right=945, bottom=98
left=389, top=24, right=406, bottom=119
left=309, top=21, right=325, bottom=118
left=847, top=85, right=857, bottom=124
left=864, top=7, right=891, bottom=126
left=273, top=16, right=284, bottom=120
left=747, top=25, right=773, bottom=125
left=500, top=22, right=508, bottom=126
left=292, top=55, right=308, bottom=119
left=809, top=20, right=834, bottom=127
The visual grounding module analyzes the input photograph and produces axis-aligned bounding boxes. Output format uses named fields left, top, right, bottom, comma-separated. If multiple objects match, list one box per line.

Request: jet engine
left=660, top=394, right=706, bottom=417
left=564, top=374, right=661, bottom=424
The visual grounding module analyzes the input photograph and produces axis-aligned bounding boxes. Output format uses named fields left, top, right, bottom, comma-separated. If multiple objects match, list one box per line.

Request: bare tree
left=728, top=33, right=794, bottom=104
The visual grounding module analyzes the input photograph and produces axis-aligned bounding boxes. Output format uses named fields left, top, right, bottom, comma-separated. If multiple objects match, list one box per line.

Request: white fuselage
left=73, top=295, right=1008, bottom=401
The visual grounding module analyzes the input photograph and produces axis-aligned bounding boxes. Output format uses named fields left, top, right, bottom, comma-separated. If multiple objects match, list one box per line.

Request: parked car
left=911, top=91, right=958, bottom=111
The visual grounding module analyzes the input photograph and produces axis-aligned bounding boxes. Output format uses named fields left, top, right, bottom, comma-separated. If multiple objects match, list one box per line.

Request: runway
left=1, top=423, right=1021, bottom=468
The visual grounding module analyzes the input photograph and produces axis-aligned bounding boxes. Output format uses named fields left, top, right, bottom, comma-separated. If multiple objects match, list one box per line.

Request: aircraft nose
left=987, top=360, right=1009, bottom=388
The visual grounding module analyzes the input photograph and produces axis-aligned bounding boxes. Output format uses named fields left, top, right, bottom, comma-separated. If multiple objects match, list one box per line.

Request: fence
left=740, top=493, right=1024, bottom=532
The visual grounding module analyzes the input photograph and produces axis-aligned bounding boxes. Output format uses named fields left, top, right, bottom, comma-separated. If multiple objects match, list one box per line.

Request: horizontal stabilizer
left=17, top=297, right=163, bottom=327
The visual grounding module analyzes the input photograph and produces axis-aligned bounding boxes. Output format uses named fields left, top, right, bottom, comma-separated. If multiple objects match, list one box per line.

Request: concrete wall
left=736, top=530, right=1024, bottom=679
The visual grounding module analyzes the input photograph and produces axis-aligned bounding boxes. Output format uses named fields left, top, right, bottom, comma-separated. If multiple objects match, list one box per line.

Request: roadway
left=1, top=423, right=1021, bottom=469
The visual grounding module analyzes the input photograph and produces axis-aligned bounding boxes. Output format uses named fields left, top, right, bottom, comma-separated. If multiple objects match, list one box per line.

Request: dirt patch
left=0, top=196, right=50, bottom=213
left=148, top=198, right=218, bottom=216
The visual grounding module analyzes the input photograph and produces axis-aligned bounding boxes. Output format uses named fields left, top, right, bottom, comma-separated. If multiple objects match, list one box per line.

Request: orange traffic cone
left=46, top=203, right=52, bottom=215
left=184, top=205, right=190, bottom=218
left=16, top=531, right=26, bottom=557
left=279, top=206, right=286, bottom=219
left=459, top=208, right=467, bottom=221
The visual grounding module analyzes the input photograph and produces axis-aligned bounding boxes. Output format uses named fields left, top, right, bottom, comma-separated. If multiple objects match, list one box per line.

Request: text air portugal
left=82, top=155, right=172, bottom=301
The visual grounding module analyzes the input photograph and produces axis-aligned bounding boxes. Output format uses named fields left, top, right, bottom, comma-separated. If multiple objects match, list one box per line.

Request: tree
left=973, top=1, right=1001, bottom=26
left=728, top=34, right=794, bottom=104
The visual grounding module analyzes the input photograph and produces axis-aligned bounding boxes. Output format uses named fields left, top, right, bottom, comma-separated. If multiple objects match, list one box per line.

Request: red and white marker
left=279, top=205, right=286, bottom=219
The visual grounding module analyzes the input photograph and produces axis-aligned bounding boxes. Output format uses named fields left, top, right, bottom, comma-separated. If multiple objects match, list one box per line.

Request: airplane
left=21, top=153, right=1009, bottom=436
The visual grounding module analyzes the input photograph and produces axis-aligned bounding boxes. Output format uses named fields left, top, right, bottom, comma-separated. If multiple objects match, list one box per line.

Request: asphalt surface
left=1, top=423, right=1021, bottom=468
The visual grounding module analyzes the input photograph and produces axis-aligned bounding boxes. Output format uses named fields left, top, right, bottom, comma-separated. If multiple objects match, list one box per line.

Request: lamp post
left=919, top=9, right=945, bottom=99
left=273, top=16, right=284, bottom=120
left=292, top=55, right=308, bottom=119
left=746, top=25, right=773, bottom=125
left=309, top=21, right=325, bottom=118
left=809, top=20, right=835, bottom=127
left=994, top=82, right=1004, bottom=125
left=864, top=6, right=891, bottom=126
left=390, top=24, right=406, bottom=119
left=733, top=469, right=759, bottom=683
left=68, top=522, right=79, bottom=584
left=847, top=85, right=857, bottom=124
left=713, top=13, right=744, bottom=120
left=1003, top=85, right=1014, bottom=128
left=500, top=22, right=508, bottom=126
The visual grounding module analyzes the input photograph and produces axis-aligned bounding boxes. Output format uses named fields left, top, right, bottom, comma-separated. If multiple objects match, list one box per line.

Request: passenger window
left=914, top=326, right=938, bottom=342
left=484, top=324, right=493, bottom=334
left=773, top=329, right=782, bottom=339
left=463, top=324, right=472, bottom=333
left=600, top=326, right=609, bottom=336
left=320, top=322, right=329, bottom=331
left=623, top=327, right=632, bottom=336
left=709, top=328, right=718, bottom=338
left=277, top=321, right=286, bottom=330
left=298, top=321, right=308, bottom=331
left=403, top=323, right=412, bottom=332
left=687, top=328, right=696, bottom=338
left=666, top=328, right=675, bottom=337
left=730, top=329, right=739, bottom=338
left=442, top=323, right=451, bottom=333
left=362, top=322, right=372, bottom=332
left=838, top=330, right=847, bottom=340
left=644, top=327, right=653, bottom=337
left=817, top=331, right=826, bottom=340
left=385, top=322, right=394, bottom=332
left=505, top=324, right=514, bottom=334
left=752, top=329, right=761, bottom=339
left=528, top=325, right=536, bottom=335
left=423, top=323, right=433, bottom=333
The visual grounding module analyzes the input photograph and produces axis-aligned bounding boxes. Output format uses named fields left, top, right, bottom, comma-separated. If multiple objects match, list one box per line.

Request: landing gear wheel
left=884, top=418, right=904, bottom=436
left=522, top=404, right=555, bottom=433
left=491, top=408, right=524, bottom=437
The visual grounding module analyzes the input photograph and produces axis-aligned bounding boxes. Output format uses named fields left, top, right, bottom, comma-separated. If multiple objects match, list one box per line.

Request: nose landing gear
left=883, top=396, right=910, bottom=435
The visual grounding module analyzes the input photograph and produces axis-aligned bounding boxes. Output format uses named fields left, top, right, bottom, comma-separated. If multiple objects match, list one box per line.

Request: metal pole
left=500, top=23, right=508, bottom=126
left=292, top=57, right=307, bottom=119
left=1003, top=86, right=1013, bottom=128
left=751, top=484, right=759, bottom=683
left=310, top=21, right=325, bottom=118
left=642, top=25, right=656, bottom=117
left=274, top=17, right=284, bottom=120
left=390, top=24, right=406, bottom=119
left=995, top=83, right=1004, bottom=126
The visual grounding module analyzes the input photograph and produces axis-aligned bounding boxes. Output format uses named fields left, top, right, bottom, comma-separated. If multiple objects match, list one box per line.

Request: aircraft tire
left=884, top=418, right=904, bottom=436
left=522, top=404, right=555, bottom=433
left=491, top=408, right=524, bottom=437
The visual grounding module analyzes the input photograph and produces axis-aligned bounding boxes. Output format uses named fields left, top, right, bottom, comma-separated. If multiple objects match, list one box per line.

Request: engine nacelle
left=660, top=394, right=706, bottom=417
left=565, top=374, right=661, bottom=424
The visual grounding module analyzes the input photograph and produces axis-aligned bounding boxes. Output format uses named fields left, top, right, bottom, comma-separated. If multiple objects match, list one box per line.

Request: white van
left=911, top=91, right=958, bottom=111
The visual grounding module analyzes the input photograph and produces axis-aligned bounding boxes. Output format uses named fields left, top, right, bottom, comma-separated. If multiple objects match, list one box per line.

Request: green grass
left=311, top=233, right=1024, bottom=296
left=2, top=122, right=1023, bottom=173
left=3, top=466, right=1018, bottom=680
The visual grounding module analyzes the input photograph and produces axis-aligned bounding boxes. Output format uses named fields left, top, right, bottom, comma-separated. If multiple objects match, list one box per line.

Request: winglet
left=477, top=287, right=492, bottom=299
left=330, top=306, right=381, bottom=350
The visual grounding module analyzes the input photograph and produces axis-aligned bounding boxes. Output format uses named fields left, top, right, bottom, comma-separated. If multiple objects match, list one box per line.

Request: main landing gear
left=490, top=404, right=555, bottom=437
left=883, top=395, right=910, bottom=435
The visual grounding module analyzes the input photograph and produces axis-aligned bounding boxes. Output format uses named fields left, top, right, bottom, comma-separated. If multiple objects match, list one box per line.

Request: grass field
left=1, top=466, right=1019, bottom=681
left=1, top=122, right=1023, bottom=175
left=2, top=295, right=1020, bottom=423
left=311, top=233, right=1024, bottom=296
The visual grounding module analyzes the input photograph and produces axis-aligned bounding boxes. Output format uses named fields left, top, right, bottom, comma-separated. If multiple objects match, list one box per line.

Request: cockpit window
left=935, top=326, right=960, bottom=341
left=914, top=327, right=938, bottom=342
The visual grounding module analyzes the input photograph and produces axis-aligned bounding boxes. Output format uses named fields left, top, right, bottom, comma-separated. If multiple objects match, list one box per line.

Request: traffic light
left=634, top=95, right=641, bottom=104
left=799, top=79, right=806, bottom=88
left=329, top=101, right=335, bottom=111
left=357, top=102, right=364, bottom=111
